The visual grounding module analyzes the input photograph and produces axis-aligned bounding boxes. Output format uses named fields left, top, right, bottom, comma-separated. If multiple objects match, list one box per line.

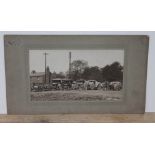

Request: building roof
left=30, top=72, right=45, bottom=77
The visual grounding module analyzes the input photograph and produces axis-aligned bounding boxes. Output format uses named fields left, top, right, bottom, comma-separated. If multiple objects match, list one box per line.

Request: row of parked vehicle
left=31, top=79, right=122, bottom=92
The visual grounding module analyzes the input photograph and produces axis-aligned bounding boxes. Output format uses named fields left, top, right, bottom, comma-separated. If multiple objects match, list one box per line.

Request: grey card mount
left=4, top=35, right=149, bottom=114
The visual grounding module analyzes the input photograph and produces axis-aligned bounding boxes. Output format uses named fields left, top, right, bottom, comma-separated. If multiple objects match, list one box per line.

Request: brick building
left=30, top=67, right=51, bottom=87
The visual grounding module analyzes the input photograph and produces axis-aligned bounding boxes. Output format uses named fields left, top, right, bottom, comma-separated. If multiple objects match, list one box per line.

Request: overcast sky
left=29, top=50, right=124, bottom=73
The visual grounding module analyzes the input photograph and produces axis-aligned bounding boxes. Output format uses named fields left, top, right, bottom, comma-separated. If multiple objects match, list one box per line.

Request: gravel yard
left=31, top=90, right=123, bottom=101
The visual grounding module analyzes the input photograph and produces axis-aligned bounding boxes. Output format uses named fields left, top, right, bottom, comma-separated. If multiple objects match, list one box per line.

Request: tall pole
left=69, top=52, right=71, bottom=78
left=43, top=52, right=48, bottom=84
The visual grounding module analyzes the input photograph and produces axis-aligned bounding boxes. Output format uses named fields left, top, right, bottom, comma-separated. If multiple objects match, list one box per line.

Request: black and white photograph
left=29, top=50, right=124, bottom=101
left=4, top=35, right=149, bottom=114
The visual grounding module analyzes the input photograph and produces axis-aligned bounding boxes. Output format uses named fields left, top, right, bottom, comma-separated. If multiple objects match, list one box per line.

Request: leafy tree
left=56, top=72, right=65, bottom=78
left=71, top=60, right=88, bottom=73
left=82, top=66, right=102, bottom=82
left=81, top=67, right=91, bottom=80
left=101, top=62, right=123, bottom=82
left=46, top=66, right=50, bottom=73
left=45, top=66, right=51, bottom=83
left=71, top=60, right=88, bottom=80
left=51, top=71, right=65, bottom=79
left=31, top=70, right=36, bottom=74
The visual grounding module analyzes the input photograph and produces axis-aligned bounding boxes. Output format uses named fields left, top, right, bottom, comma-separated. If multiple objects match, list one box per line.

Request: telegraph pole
left=43, top=52, right=48, bottom=84
left=69, top=52, right=72, bottom=78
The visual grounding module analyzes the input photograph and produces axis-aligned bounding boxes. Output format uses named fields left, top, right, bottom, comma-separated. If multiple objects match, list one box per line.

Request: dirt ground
left=31, top=90, right=123, bottom=101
